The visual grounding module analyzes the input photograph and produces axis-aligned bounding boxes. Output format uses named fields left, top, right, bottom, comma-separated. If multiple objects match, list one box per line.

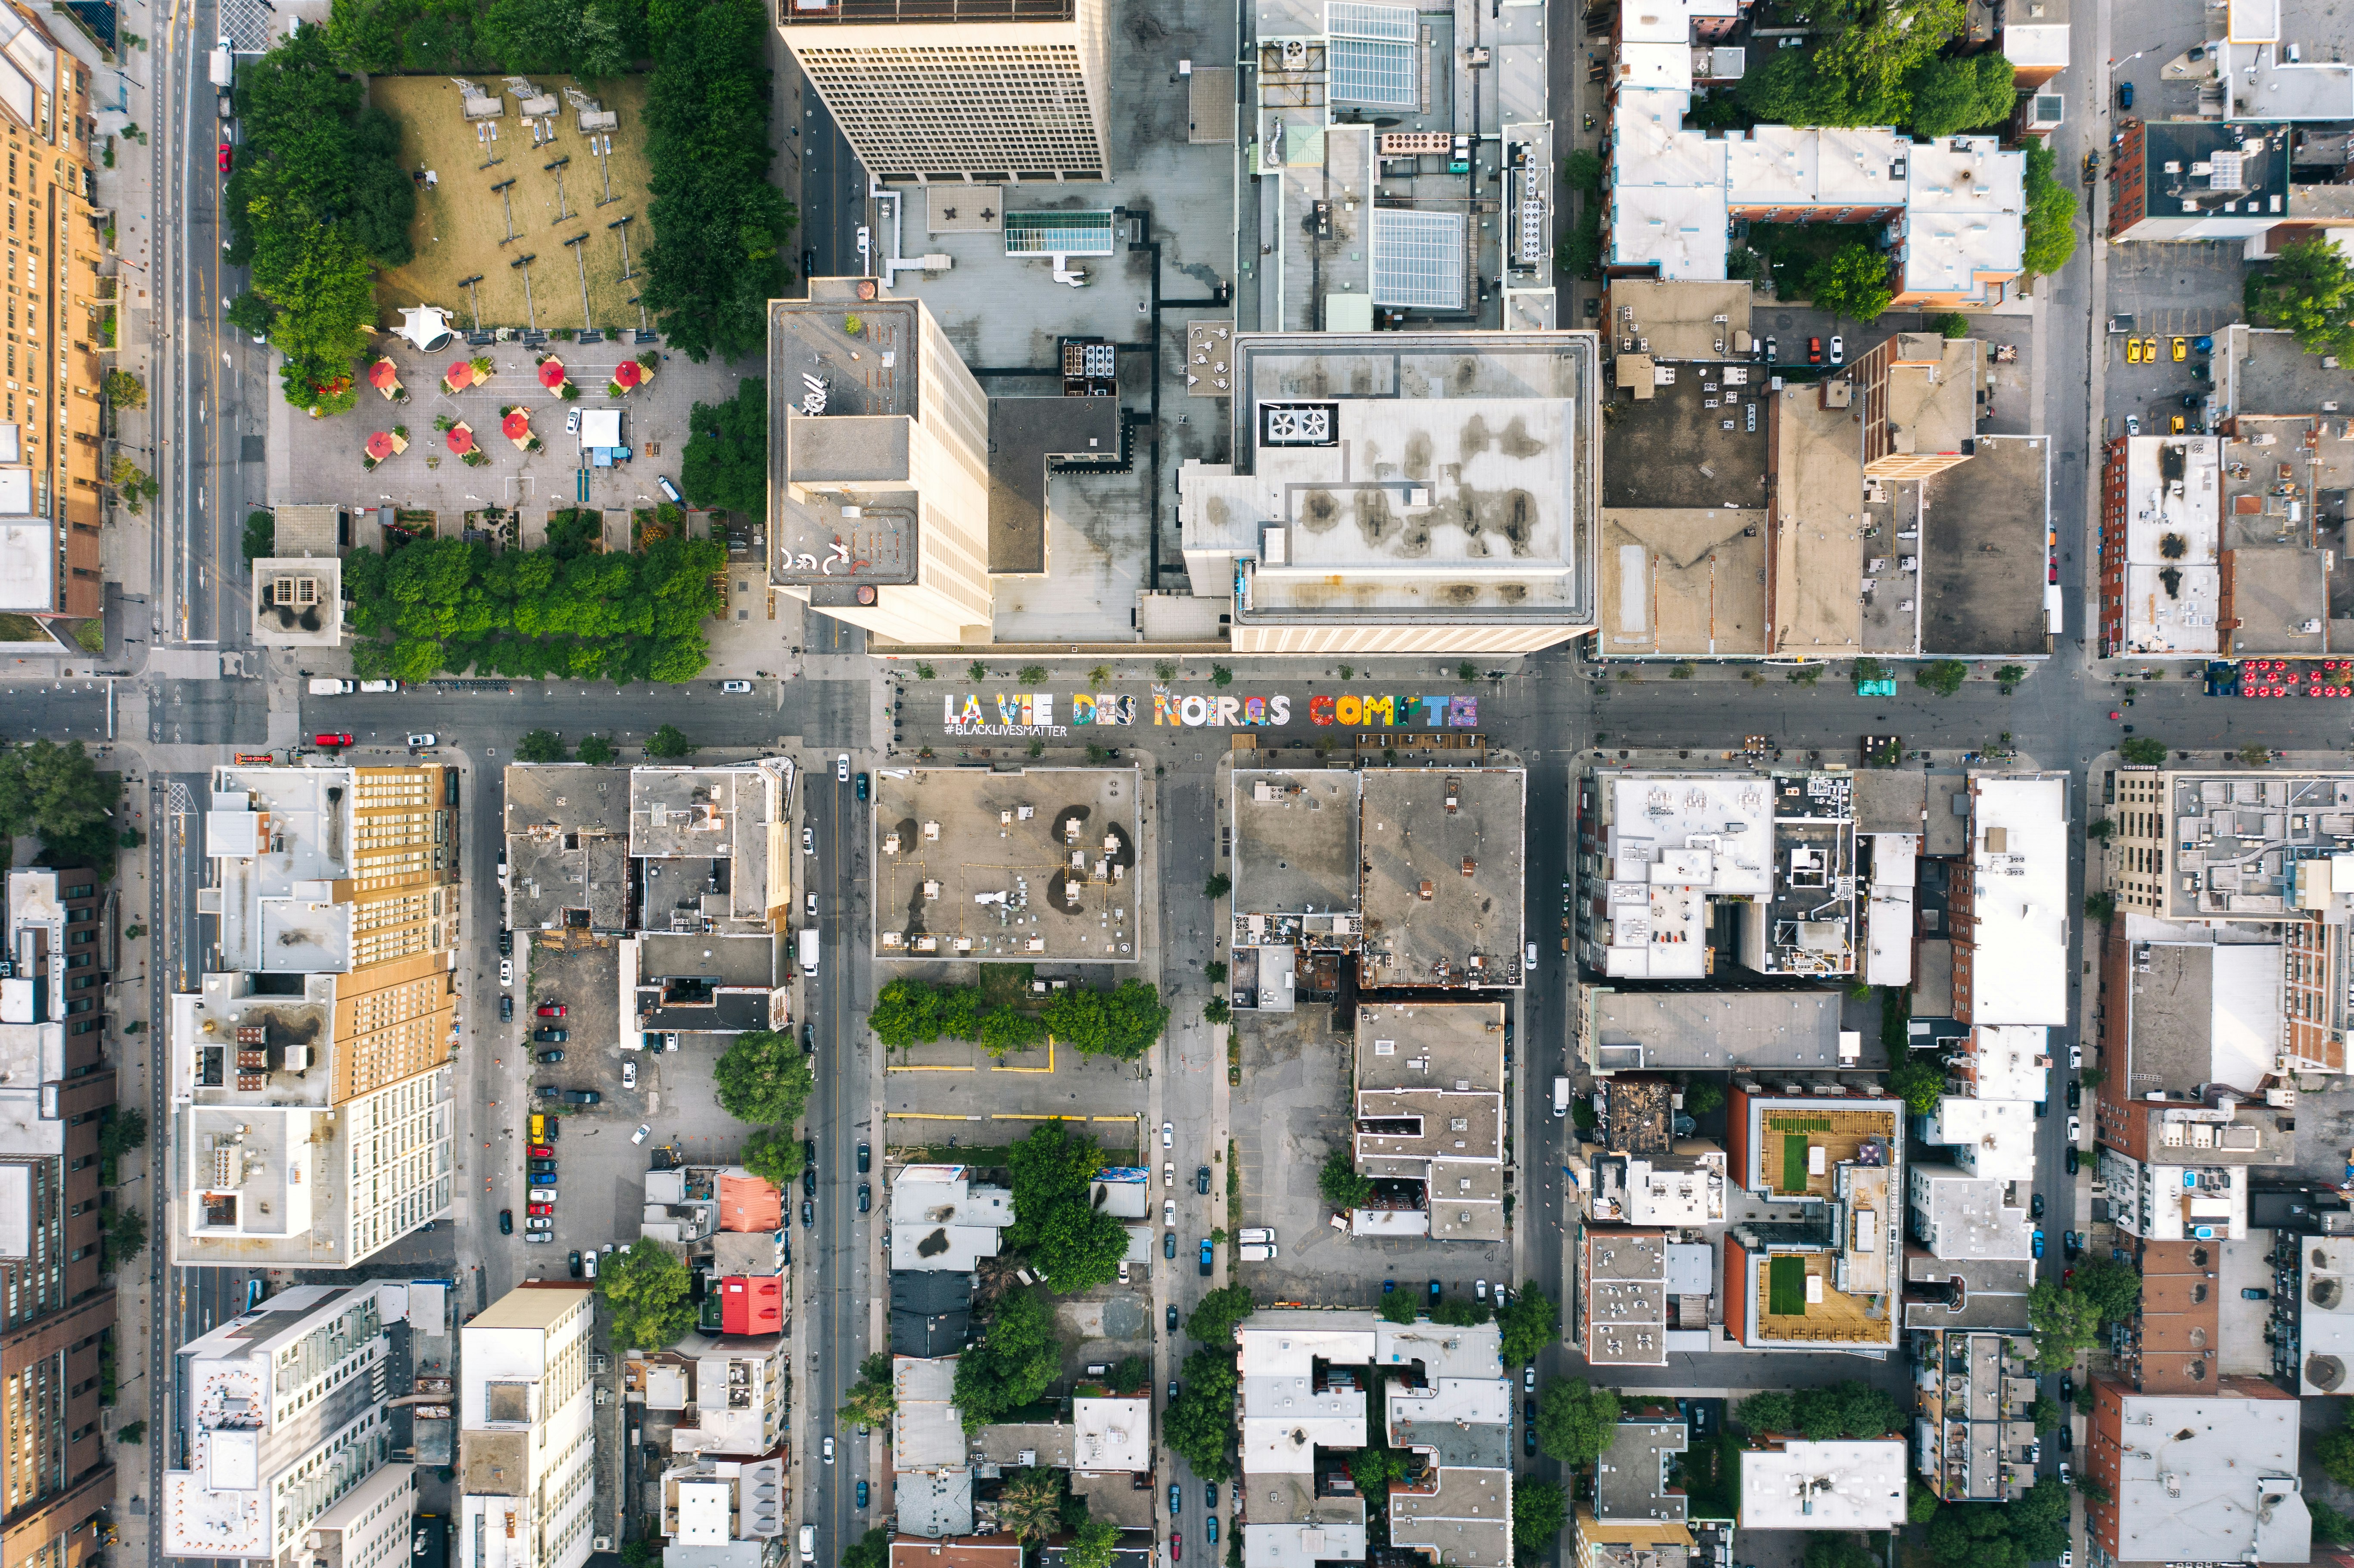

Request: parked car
left=1524, top=1399, right=1538, bottom=1456
left=1429, top=1279, right=1442, bottom=1301
left=1118, top=1259, right=1131, bottom=1285
left=523, top=1232, right=554, bottom=1244
left=501, top=958, right=514, bottom=987
left=836, top=754, right=850, bottom=783
left=1164, top=1231, right=1176, bottom=1260
left=218, top=141, right=234, bottom=172
left=802, top=1200, right=815, bottom=1229
left=1828, top=335, right=1844, bottom=365
left=314, top=733, right=353, bottom=748
left=1171, top=1381, right=1181, bottom=1403
left=2060, top=1374, right=2074, bottom=1404
left=633, top=1124, right=652, bottom=1144
left=1524, top=1366, right=1536, bottom=1392
left=657, top=474, right=684, bottom=505
left=499, top=929, right=514, bottom=957
left=536, top=1049, right=564, bottom=1063
left=2030, top=1192, right=2044, bottom=1220
left=1170, top=1537, right=1181, bottom=1563
left=529, top=1172, right=557, bottom=1186
left=2126, top=415, right=2141, bottom=436
left=499, top=996, right=514, bottom=1021
left=1206, top=1520, right=1217, bottom=1547
left=529, top=1160, right=556, bottom=1174
left=525, top=1215, right=553, bottom=1231
left=1475, top=1279, right=1488, bottom=1300
left=499, top=1209, right=514, bottom=1234
left=2065, top=1144, right=2080, bottom=1175
left=722, top=680, right=753, bottom=694
left=1199, top=1239, right=1214, bottom=1276
left=1196, top=1166, right=1211, bottom=1194
left=804, top=1165, right=818, bottom=1196
left=2058, top=1462, right=2073, bottom=1488
left=855, top=773, right=869, bottom=802
left=803, top=826, right=815, bottom=854
left=856, top=1481, right=869, bottom=1509
left=2118, top=79, right=2134, bottom=107
left=2069, top=1042, right=2082, bottom=1069
left=1164, top=1199, right=1177, bottom=1228
left=534, top=1088, right=600, bottom=1104
left=2032, top=1228, right=2046, bottom=1258
left=2244, top=1287, right=2272, bottom=1300
left=1167, top=1304, right=1179, bottom=1332
left=1171, top=1485, right=1183, bottom=1518
left=406, top=733, right=437, bottom=747
left=1807, top=336, right=1823, bottom=364
left=568, top=1251, right=583, bottom=1277
left=1162, top=1121, right=1174, bottom=1149
left=2066, top=1079, right=2081, bottom=1109
left=533, top=1028, right=567, bottom=1043
left=2067, top=1114, right=2082, bottom=1142
left=1206, top=1483, right=1218, bottom=1509
left=621, top=1059, right=637, bottom=1090
left=858, top=1142, right=871, bottom=1173
left=529, top=1203, right=553, bottom=1217
left=859, top=1183, right=872, bottom=1213
left=536, top=1003, right=567, bottom=1018
left=583, top=1250, right=598, bottom=1278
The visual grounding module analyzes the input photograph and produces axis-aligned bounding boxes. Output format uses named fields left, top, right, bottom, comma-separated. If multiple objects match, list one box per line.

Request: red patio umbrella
left=538, top=359, right=567, bottom=390
left=613, top=360, right=643, bottom=389
left=367, top=358, right=399, bottom=389
left=446, top=423, right=476, bottom=454
left=501, top=409, right=531, bottom=440
left=445, top=361, right=474, bottom=390
left=365, top=431, right=395, bottom=460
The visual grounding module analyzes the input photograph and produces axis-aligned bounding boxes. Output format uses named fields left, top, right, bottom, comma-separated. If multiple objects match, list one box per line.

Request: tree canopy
left=1806, top=243, right=1895, bottom=323
left=1736, top=1391, right=1794, bottom=1434
left=641, top=0, right=797, bottom=360
left=740, top=1126, right=807, bottom=1189
left=1319, top=1147, right=1373, bottom=1210
left=226, top=25, right=415, bottom=413
left=713, top=1032, right=816, bottom=1125
left=1040, top=979, right=1170, bottom=1059
left=1791, top=1381, right=1906, bottom=1441
left=681, top=379, right=769, bottom=515
left=841, top=1528, right=893, bottom=1568
left=343, top=529, right=725, bottom=685
left=1188, top=1285, right=1256, bottom=1347
left=2070, top=1256, right=2142, bottom=1321
left=1165, top=1347, right=1241, bottom=1480
left=995, top=1468, right=1067, bottom=1543
left=1804, top=1536, right=1886, bottom=1568
left=598, top=1239, right=696, bottom=1348
left=869, top=975, right=1053, bottom=1058
left=1003, top=1123, right=1130, bottom=1292
left=0, top=740, right=116, bottom=870
left=1535, top=1380, right=1622, bottom=1466
left=1907, top=53, right=2020, bottom=137
left=2246, top=236, right=2354, bottom=359
left=2026, top=1279, right=2103, bottom=1372
left=1923, top=1476, right=2070, bottom=1568
left=838, top=1351, right=895, bottom=1428
left=1062, top=1516, right=1122, bottom=1568
left=953, top=1288, right=1062, bottom=1430
left=1885, top=1053, right=1947, bottom=1114
left=1495, top=1283, right=1560, bottom=1365
left=1512, top=1480, right=1568, bottom=1565
left=2023, top=142, right=2081, bottom=279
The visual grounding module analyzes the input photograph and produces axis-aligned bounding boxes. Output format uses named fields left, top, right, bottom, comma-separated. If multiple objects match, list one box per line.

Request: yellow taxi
left=2127, top=337, right=2144, bottom=364
left=2172, top=336, right=2187, bottom=361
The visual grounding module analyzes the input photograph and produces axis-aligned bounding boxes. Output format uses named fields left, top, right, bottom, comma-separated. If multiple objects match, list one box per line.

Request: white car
left=582, top=1250, right=598, bottom=1279
left=565, top=408, right=581, bottom=435
left=534, top=1187, right=559, bottom=1204
left=500, top=958, right=514, bottom=988
left=1164, top=1199, right=1177, bottom=1228
left=2070, top=1043, right=2083, bottom=1069
left=1475, top=1279, right=1488, bottom=1300
left=803, top=827, right=815, bottom=855
left=2067, top=1115, right=2082, bottom=1142
left=721, top=680, right=753, bottom=694
left=836, top=754, right=850, bottom=783
left=806, top=892, right=818, bottom=919
left=622, top=1060, right=638, bottom=1090
left=406, top=733, right=436, bottom=747
left=1828, top=334, right=1845, bottom=365
left=822, top=1437, right=836, bottom=1465
left=1164, top=1162, right=1175, bottom=1188
left=1118, top=1259, right=1131, bottom=1284
left=1161, top=1121, right=1174, bottom=1149
left=632, top=1123, right=652, bottom=1144
left=525, top=1215, right=552, bottom=1231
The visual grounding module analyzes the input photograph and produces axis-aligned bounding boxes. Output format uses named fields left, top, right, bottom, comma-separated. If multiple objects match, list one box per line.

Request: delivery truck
left=1552, top=1076, right=1570, bottom=1117
left=798, top=927, right=820, bottom=977
left=209, top=36, right=234, bottom=89
left=308, top=678, right=355, bottom=695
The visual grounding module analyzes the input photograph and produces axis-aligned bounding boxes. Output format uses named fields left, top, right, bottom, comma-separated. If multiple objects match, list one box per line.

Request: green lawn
left=1782, top=1135, right=1811, bottom=1192
left=1746, top=222, right=1873, bottom=304
left=1769, top=1256, right=1809, bottom=1316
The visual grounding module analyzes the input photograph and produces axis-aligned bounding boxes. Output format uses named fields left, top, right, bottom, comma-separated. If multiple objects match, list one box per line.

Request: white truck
left=209, top=36, right=234, bottom=89
left=1553, top=1076, right=1570, bottom=1118
left=307, top=678, right=355, bottom=695
left=797, top=927, right=820, bottom=977
left=798, top=1528, right=816, bottom=1565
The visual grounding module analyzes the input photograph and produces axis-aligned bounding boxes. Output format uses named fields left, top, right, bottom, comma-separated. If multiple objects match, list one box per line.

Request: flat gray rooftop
left=1358, top=769, right=1526, bottom=990
left=767, top=291, right=925, bottom=592
left=1232, top=770, right=1359, bottom=916
left=1355, top=1002, right=1505, bottom=1092
left=1921, top=435, right=2051, bottom=659
left=1581, top=987, right=1865, bottom=1071
left=987, top=398, right=1126, bottom=576
left=1595, top=1422, right=1689, bottom=1524
left=873, top=767, right=1141, bottom=962
left=503, top=765, right=632, bottom=836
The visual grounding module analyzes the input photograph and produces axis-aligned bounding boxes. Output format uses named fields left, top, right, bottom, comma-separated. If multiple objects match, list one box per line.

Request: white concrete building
left=163, top=1285, right=400, bottom=1567
left=1916, top=1096, right=2038, bottom=1184
left=456, top=1284, right=600, bottom=1568
left=306, top=1462, right=423, bottom=1568
left=1953, top=774, right=2071, bottom=1027
left=1737, top=1440, right=1909, bottom=1531
left=889, top=1166, right=1015, bottom=1272
left=2108, top=435, right=2223, bottom=656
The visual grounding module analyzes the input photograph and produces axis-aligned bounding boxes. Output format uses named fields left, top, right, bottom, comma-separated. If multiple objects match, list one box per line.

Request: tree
left=1379, top=1293, right=1421, bottom=1324
left=980, top=1006, right=1049, bottom=1056
left=641, top=0, right=797, bottom=360
left=103, top=369, right=147, bottom=409
left=1319, top=1147, right=1372, bottom=1210
left=1908, top=53, right=2017, bottom=137
left=1020, top=1200, right=1131, bottom=1294
left=1887, top=1054, right=1947, bottom=1115
left=1204, top=996, right=1231, bottom=1025
left=2120, top=737, right=2168, bottom=765
left=1804, top=1536, right=1885, bottom=1568
left=2071, top=1257, right=2141, bottom=1322
left=954, top=1288, right=1062, bottom=1428
left=1064, top=1515, right=1122, bottom=1568
left=996, top=1468, right=1067, bottom=1543
left=645, top=723, right=697, bottom=758
left=713, top=1032, right=816, bottom=1124
left=1188, top=1284, right=1257, bottom=1347
left=600, top=1239, right=696, bottom=1347
left=1432, top=1298, right=1493, bottom=1327
left=575, top=735, right=618, bottom=765
left=838, top=1350, right=896, bottom=1427
left=517, top=729, right=568, bottom=763
left=1204, top=960, right=1228, bottom=983
left=1916, top=659, right=1969, bottom=696
left=1496, top=1283, right=1560, bottom=1365
left=1735, top=1391, right=1794, bottom=1434
left=117, top=1420, right=148, bottom=1444
left=1805, top=243, right=1894, bottom=323
left=740, top=1126, right=807, bottom=1189
left=681, top=379, right=769, bottom=513
left=1934, top=313, right=1973, bottom=339
left=1109, top=1355, right=1151, bottom=1392
left=1563, top=148, right=1604, bottom=195
left=1908, top=1481, right=1943, bottom=1525
left=841, top=1527, right=893, bottom=1568
left=2027, top=1279, right=2101, bottom=1373
left=2246, top=236, right=2354, bottom=358
left=98, top=1107, right=149, bottom=1162
left=103, top=1206, right=146, bottom=1267
left=1535, top=1380, right=1621, bottom=1466
left=2023, top=143, right=2080, bottom=278
left=1794, top=1385, right=1847, bottom=1440
left=1205, top=872, right=1232, bottom=899
left=1041, top=980, right=1168, bottom=1061
left=2312, top=1501, right=2354, bottom=1546
left=2320, top=1424, right=2354, bottom=1488
left=1165, top=1348, right=1240, bottom=1479
left=1005, top=1123, right=1130, bottom=1291
left=1683, top=1080, right=1725, bottom=1115
left=1513, top=1480, right=1568, bottom=1563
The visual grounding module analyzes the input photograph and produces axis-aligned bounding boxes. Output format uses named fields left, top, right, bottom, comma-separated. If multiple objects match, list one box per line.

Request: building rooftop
left=1597, top=507, right=1769, bottom=658
left=251, top=558, right=344, bottom=647
left=2119, top=940, right=2283, bottom=1099
left=1737, top=1441, right=1908, bottom=1531
left=1583, top=1229, right=1670, bottom=1367
left=1595, top=1421, right=1689, bottom=1524
left=985, top=397, right=1125, bottom=576
left=1963, top=773, right=2070, bottom=1026
left=1358, top=770, right=1526, bottom=990
left=1605, top=113, right=1729, bottom=279
left=1907, top=1167, right=2033, bottom=1261
left=1599, top=361, right=1770, bottom=513
left=2149, top=772, right=2354, bottom=921
left=1895, top=140, right=2027, bottom=302
left=874, top=767, right=1139, bottom=962
left=1770, top=384, right=1866, bottom=655
left=890, top=1165, right=1016, bottom=1271
left=2094, top=1387, right=2308, bottom=1565
left=1917, top=1095, right=2037, bottom=1183
left=1231, top=771, right=1361, bottom=921
left=1580, top=988, right=1861, bottom=1072
left=1179, top=333, right=1601, bottom=632
left=892, top=1356, right=968, bottom=1472
left=1921, top=435, right=2052, bottom=657
left=2115, top=436, right=2223, bottom=655
left=1602, top=280, right=1756, bottom=363
left=767, top=295, right=926, bottom=591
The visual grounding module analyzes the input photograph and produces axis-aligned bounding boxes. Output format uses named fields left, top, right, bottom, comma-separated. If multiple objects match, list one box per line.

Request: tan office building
left=778, top=0, right=1109, bottom=184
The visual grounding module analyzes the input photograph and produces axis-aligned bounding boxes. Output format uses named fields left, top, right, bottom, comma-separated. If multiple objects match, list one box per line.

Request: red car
left=1806, top=336, right=1824, bottom=364
left=218, top=143, right=233, bottom=173
left=1170, top=1537, right=1181, bottom=1563
left=314, top=733, right=353, bottom=748
left=527, top=1203, right=553, bottom=1216
left=529, top=1145, right=553, bottom=1158
left=536, top=1003, right=567, bottom=1018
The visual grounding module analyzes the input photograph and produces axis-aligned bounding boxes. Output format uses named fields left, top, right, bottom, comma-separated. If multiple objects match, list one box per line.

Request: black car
left=537, top=1049, right=565, bottom=1063
left=805, top=1137, right=817, bottom=1166
left=2030, top=1192, right=2044, bottom=1220
left=1167, top=1304, right=1179, bottom=1332
left=2059, top=1373, right=2074, bottom=1404
left=1164, top=1231, right=1176, bottom=1260
left=1523, top=1400, right=1538, bottom=1455
left=802, top=1199, right=815, bottom=1229
left=534, top=1088, right=600, bottom=1105
left=1169, top=1380, right=1180, bottom=1403
left=803, top=1164, right=818, bottom=1197
left=2066, top=1079, right=2081, bottom=1109
left=858, top=1182, right=872, bottom=1213
left=499, top=1209, right=514, bottom=1234
left=498, top=929, right=514, bottom=957
left=2034, top=1096, right=2049, bottom=1118
left=499, top=996, right=514, bottom=1021
left=2058, top=1422, right=2072, bottom=1453
left=568, top=1250, right=583, bottom=1278
left=803, top=1021, right=815, bottom=1052
left=855, top=773, right=870, bottom=802
left=857, top=1142, right=871, bottom=1173
left=2065, top=1144, right=2080, bottom=1175
left=534, top=1027, right=568, bottom=1043
left=1196, top=1166, right=1211, bottom=1195
left=529, top=1159, right=557, bottom=1174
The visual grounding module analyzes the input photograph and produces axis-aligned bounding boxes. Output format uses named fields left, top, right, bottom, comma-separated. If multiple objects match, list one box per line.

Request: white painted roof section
left=1738, top=1440, right=1909, bottom=1531
left=1606, top=112, right=1728, bottom=280
left=1073, top=1398, right=1152, bottom=1473
left=1897, top=136, right=2027, bottom=302
left=2109, top=1393, right=2308, bottom=1564
left=1956, top=1025, right=2050, bottom=1103
left=1919, top=1096, right=2039, bottom=1183
left=1965, top=774, right=2071, bottom=1026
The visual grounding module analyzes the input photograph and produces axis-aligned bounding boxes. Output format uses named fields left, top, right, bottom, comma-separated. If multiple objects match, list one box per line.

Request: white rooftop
left=1919, top=1095, right=2038, bottom=1183
left=1965, top=775, right=2070, bottom=1026
left=1599, top=773, right=1774, bottom=980
left=2117, top=437, right=2223, bottom=655
left=2106, top=1393, right=2309, bottom=1563
left=1073, top=1397, right=1152, bottom=1473
left=1952, top=1024, right=2050, bottom=1103
left=1738, top=1440, right=1909, bottom=1531
left=1896, top=137, right=2027, bottom=303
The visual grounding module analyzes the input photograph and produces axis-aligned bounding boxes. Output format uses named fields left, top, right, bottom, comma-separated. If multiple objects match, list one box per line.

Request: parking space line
left=990, top=1039, right=1058, bottom=1073
left=883, top=1111, right=978, bottom=1120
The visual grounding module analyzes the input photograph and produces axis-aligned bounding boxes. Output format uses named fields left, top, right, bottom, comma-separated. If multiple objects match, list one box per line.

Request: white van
left=1239, top=1244, right=1278, bottom=1262
left=357, top=678, right=401, bottom=693
left=1237, top=1228, right=1275, bottom=1246
left=307, top=678, right=355, bottom=695
left=798, top=1528, right=816, bottom=1565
